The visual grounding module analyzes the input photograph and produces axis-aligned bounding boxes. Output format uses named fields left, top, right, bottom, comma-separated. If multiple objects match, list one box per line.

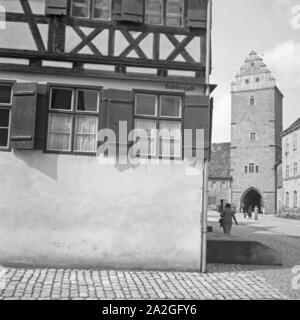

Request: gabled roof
left=208, top=143, right=232, bottom=179
left=282, top=117, right=300, bottom=137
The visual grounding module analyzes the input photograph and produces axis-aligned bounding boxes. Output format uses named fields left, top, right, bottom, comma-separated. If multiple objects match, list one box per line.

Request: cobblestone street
left=0, top=212, right=299, bottom=300
left=0, top=266, right=289, bottom=300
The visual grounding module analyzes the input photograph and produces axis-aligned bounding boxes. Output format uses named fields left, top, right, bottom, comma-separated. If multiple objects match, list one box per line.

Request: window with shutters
left=166, top=0, right=184, bottom=26
left=71, top=0, right=112, bottom=20
left=249, top=163, right=255, bottom=173
left=145, top=0, right=164, bottom=25
left=0, top=83, right=13, bottom=149
left=134, top=92, right=182, bottom=158
left=145, top=0, right=184, bottom=26
left=47, top=86, right=101, bottom=154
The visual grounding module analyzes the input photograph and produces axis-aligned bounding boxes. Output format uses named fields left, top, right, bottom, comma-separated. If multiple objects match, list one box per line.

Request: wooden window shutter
left=187, top=0, right=208, bottom=28
left=113, top=0, right=122, bottom=21
left=10, top=83, right=38, bottom=150
left=184, top=95, right=211, bottom=159
left=34, top=84, right=47, bottom=150
left=121, top=0, right=144, bottom=23
left=103, top=89, right=134, bottom=156
left=45, top=0, right=68, bottom=16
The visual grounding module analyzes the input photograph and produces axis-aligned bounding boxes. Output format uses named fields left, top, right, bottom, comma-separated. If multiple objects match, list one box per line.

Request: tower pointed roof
left=231, top=51, right=277, bottom=92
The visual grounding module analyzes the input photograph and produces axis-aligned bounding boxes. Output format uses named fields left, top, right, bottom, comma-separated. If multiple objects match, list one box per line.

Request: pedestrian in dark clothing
left=220, top=203, right=238, bottom=235
left=247, top=206, right=253, bottom=220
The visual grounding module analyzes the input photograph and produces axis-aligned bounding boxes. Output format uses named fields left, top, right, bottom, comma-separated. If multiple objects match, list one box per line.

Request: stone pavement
left=0, top=266, right=289, bottom=300
left=208, top=211, right=300, bottom=300
left=0, top=212, right=299, bottom=300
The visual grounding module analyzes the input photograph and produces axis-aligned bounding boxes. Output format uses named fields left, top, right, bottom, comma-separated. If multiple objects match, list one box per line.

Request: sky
left=211, top=0, right=300, bottom=142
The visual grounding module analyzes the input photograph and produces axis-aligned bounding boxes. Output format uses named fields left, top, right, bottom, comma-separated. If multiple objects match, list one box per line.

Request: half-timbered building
left=0, top=0, right=214, bottom=272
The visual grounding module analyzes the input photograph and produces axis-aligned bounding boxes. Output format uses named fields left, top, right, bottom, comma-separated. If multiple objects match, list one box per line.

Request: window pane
left=0, top=84, right=12, bottom=104
left=50, top=88, right=73, bottom=110
left=166, top=0, right=183, bottom=26
left=134, top=119, right=157, bottom=156
left=74, top=116, right=98, bottom=152
left=93, top=0, right=111, bottom=20
left=0, top=109, right=10, bottom=127
left=145, top=0, right=163, bottom=25
left=159, top=120, right=181, bottom=157
left=160, top=95, right=181, bottom=118
left=77, top=90, right=99, bottom=112
left=135, top=94, right=157, bottom=116
left=0, top=128, right=8, bottom=147
left=48, top=114, right=72, bottom=133
left=47, top=114, right=72, bottom=151
left=71, top=0, right=90, bottom=18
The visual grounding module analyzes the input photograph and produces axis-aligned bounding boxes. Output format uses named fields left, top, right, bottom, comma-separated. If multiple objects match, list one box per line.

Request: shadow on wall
left=13, top=150, right=58, bottom=181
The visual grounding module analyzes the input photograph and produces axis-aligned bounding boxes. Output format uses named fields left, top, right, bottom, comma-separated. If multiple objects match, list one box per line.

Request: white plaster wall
left=0, top=151, right=203, bottom=271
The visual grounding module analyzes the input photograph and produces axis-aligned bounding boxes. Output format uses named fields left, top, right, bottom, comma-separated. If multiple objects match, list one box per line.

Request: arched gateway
left=241, top=187, right=264, bottom=213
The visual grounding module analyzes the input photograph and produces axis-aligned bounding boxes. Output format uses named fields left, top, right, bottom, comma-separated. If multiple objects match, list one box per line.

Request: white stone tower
left=230, top=51, right=283, bottom=214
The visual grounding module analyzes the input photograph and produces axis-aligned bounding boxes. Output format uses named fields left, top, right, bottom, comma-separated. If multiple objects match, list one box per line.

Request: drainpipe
left=200, top=0, right=212, bottom=273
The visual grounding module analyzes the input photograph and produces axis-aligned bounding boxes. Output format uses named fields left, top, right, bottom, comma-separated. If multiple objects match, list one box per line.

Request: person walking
left=247, top=206, right=253, bottom=220
left=220, top=203, right=238, bottom=235
left=254, top=206, right=259, bottom=221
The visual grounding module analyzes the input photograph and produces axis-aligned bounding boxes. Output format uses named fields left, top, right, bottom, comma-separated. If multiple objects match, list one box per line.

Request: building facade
left=208, top=143, right=232, bottom=208
left=0, top=0, right=214, bottom=271
left=280, top=118, right=300, bottom=217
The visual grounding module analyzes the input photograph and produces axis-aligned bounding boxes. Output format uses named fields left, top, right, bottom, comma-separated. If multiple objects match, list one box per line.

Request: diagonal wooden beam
left=120, top=31, right=147, bottom=59
left=20, top=0, right=46, bottom=52
left=165, top=35, right=194, bottom=63
left=119, top=32, right=149, bottom=58
left=71, top=27, right=104, bottom=55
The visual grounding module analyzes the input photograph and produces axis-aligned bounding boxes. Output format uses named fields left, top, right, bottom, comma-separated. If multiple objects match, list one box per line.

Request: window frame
left=45, top=83, right=102, bottom=156
left=133, top=89, right=184, bottom=160
left=250, top=132, right=256, bottom=142
left=0, top=81, right=14, bottom=151
left=294, top=191, right=298, bottom=208
left=249, top=163, right=255, bottom=174
left=70, top=0, right=112, bottom=21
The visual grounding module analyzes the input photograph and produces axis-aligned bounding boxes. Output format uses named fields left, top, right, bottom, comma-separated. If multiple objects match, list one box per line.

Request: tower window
left=250, top=96, right=255, bottom=106
left=255, top=78, right=260, bottom=82
left=249, top=163, right=255, bottom=173
left=245, top=166, right=248, bottom=173
left=250, top=133, right=256, bottom=142
left=245, top=79, right=249, bottom=84
left=256, top=165, right=259, bottom=173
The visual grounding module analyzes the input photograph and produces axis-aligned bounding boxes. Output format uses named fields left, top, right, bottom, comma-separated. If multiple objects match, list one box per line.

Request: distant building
left=208, top=143, right=232, bottom=207
left=209, top=51, right=283, bottom=214
left=280, top=118, right=300, bottom=216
